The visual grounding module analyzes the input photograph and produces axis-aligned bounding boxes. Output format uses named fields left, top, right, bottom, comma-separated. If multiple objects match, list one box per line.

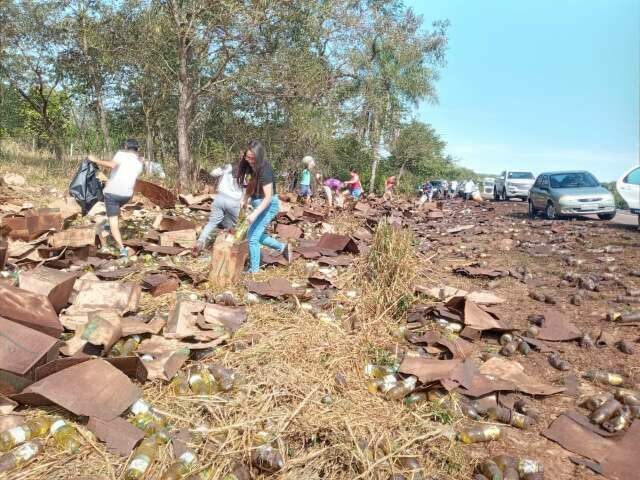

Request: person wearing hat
left=88, top=138, right=143, bottom=257
left=299, top=155, right=315, bottom=204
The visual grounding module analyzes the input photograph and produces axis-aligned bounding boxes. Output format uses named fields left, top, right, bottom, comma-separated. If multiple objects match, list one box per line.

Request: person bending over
left=236, top=140, right=292, bottom=273
left=88, top=139, right=143, bottom=257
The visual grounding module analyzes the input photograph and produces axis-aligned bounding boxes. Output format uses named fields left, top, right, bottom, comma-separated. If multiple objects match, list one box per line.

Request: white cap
left=302, top=156, right=315, bottom=166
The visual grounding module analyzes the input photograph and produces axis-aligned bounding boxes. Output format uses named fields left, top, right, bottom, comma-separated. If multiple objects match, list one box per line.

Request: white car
left=617, top=165, right=640, bottom=224
left=494, top=170, right=536, bottom=201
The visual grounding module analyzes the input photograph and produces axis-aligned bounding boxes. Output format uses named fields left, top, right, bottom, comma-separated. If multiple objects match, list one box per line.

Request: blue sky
left=407, top=0, right=639, bottom=181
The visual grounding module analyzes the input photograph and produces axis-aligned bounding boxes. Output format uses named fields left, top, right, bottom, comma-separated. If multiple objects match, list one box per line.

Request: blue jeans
left=248, top=197, right=284, bottom=272
left=299, top=184, right=311, bottom=197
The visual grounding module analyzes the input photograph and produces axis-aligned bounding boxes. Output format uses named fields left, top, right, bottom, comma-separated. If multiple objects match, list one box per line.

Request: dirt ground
left=1, top=176, right=638, bottom=480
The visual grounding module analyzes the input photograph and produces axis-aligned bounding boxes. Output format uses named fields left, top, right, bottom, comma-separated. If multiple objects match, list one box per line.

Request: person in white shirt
left=88, top=139, right=143, bottom=257
left=192, top=163, right=243, bottom=255
left=449, top=180, right=459, bottom=198
left=463, top=179, right=476, bottom=201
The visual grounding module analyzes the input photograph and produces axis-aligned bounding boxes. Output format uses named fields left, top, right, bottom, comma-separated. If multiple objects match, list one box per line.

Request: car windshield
left=549, top=172, right=600, bottom=189
left=508, top=172, right=534, bottom=179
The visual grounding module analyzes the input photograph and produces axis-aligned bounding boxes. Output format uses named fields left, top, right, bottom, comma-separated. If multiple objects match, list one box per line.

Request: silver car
left=528, top=170, right=616, bottom=220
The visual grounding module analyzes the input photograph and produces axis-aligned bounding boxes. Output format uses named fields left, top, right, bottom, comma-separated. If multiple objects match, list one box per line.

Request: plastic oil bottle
left=0, top=439, right=43, bottom=473
left=234, top=210, right=249, bottom=241
left=457, top=425, right=501, bottom=444
left=170, top=373, right=191, bottom=396
left=188, top=368, right=214, bottom=396
left=50, top=418, right=84, bottom=453
left=125, top=436, right=160, bottom=480
left=111, top=335, right=142, bottom=357
left=160, top=450, right=197, bottom=480
left=0, top=416, right=51, bottom=452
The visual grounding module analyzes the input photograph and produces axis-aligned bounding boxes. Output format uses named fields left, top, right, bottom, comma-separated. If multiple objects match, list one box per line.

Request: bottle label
left=50, top=419, right=66, bottom=434
left=130, top=399, right=150, bottom=415
left=485, top=426, right=501, bottom=439
left=179, top=451, right=196, bottom=464
left=14, top=442, right=38, bottom=461
left=129, top=455, right=151, bottom=473
left=189, top=374, right=203, bottom=385
left=8, top=426, right=27, bottom=444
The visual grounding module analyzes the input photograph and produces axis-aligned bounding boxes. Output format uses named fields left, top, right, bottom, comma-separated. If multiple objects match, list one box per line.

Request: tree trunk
left=369, top=118, right=380, bottom=193
left=398, top=160, right=407, bottom=180
left=144, top=110, right=153, bottom=163
left=176, top=35, right=193, bottom=192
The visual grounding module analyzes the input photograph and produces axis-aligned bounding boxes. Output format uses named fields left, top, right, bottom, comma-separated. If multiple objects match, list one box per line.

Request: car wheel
left=544, top=202, right=556, bottom=220
left=528, top=200, right=537, bottom=218
left=597, top=212, right=616, bottom=221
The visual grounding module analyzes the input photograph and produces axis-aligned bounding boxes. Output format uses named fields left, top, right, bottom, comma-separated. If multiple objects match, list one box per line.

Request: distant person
left=298, top=156, right=315, bottom=204
left=343, top=168, right=362, bottom=199
left=192, top=163, right=243, bottom=256
left=383, top=175, right=396, bottom=200
left=419, top=179, right=433, bottom=204
left=323, top=177, right=343, bottom=208
left=450, top=180, right=459, bottom=198
left=236, top=140, right=292, bottom=273
left=88, top=139, right=143, bottom=257
left=463, top=179, right=476, bottom=201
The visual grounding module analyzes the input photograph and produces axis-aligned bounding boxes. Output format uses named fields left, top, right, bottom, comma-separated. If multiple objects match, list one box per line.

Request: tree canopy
left=0, top=0, right=475, bottom=191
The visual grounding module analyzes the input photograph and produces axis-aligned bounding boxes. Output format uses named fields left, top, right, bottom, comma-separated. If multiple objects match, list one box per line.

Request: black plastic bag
left=69, top=159, right=104, bottom=215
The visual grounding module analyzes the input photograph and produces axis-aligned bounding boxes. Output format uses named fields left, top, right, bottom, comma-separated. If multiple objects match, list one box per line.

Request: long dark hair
left=236, top=140, right=266, bottom=189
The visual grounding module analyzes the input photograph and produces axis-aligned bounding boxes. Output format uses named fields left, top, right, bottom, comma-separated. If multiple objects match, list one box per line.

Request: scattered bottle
left=251, top=444, right=284, bottom=473
left=517, top=340, right=531, bottom=355
left=188, top=368, right=215, bottom=396
left=525, top=325, right=539, bottom=338
left=125, top=436, right=160, bottom=480
left=584, top=370, right=624, bottom=386
left=234, top=211, right=249, bottom=241
left=493, top=454, right=518, bottom=472
left=457, top=425, right=501, bottom=444
left=385, top=377, right=417, bottom=401
left=403, top=392, right=428, bottom=407
left=367, top=374, right=398, bottom=394
left=130, top=399, right=167, bottom=425
left=50, top=418, right=84, bottom=453
left=548, top=353, right=571, bottom=371
left=500, top=341, right=518, bottom=357
left=499, top=333, right=513, bottom=346
left=607, top=311, right=640, bottom=323
left=617, top=339, right=635, bottom=355
left=459, top=401, right=481, bottom=421
left=129, top=399, right=171, bottom=443
left=214, top=291, right=237, bottom=306
left=518, top=459, right=544, bottom=476
left=614, top=388, right=640, bottom=406
left=110, top=335, right=142, bottom=357
left=602, top=406, right=633, bottom=433
left=479, top=459, right=502, bottom=480
left=488, top=406, right=533, bottom=429
left=170, top=373, right=191, bottom=395
left=0, top=416, right=51, bottom=452
left=579, top=392, right=613, bottom=411
left=590, top=398, right=622, bottom=425
left=514, top=398, right=539, bottom=420
left=365, top=363, right=398, bottom=379
left=209, top=364, right=236, bottom=392
left=0, top=439, right=43, bottom=473
left=160, top=450, right=197, bottom=480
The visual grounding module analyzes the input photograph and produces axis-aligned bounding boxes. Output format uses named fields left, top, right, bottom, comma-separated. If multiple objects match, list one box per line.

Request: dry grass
left=3, top=154, right=471, bottom=480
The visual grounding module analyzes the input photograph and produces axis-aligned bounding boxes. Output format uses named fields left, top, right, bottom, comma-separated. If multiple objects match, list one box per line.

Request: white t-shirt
left=211, top=165, right=243, bottom=201
left=464, top=181, right=475, bottom=193
left=104, top=151, right=143, bottom=197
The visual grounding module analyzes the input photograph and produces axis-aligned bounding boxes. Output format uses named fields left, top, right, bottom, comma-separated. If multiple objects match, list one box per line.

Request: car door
left=618, top=167, right=640, bottom=211
left=536, top=175, right=550, bottom=208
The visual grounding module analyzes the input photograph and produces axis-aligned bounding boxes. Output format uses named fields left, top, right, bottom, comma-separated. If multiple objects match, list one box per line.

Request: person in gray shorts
left=192, top=163, right=243, bottom=255
left=88, top=139, right=143, bottom=256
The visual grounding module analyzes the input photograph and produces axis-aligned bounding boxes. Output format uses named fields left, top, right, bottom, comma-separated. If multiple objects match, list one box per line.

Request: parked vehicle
left=528, top=170, right=616, bottom=220
left=481, top=177, right=495, bottom=199
left=494, top=171, right=535, bottom=201
left=616, top=165, right=640, bottom=225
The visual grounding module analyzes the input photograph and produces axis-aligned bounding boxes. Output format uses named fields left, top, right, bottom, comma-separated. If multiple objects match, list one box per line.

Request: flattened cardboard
left=245, top=278, right=298, bottom=299
left=398, top=357, right=462, bottom=384
left=536, top=309, right=582, bottom=342
left=140, top=348, right=190, bottom=381
left=48, top=227, right=96, bottom=248
left=87, top=416, right=144, bottom=456
left=72, top=280, right=141, bottom=315
left=159, top=229, right=197, bottom=248
left=13, top=359, right=140, bottom=420
left=152, top=215, right=196, bottom=232
left=121, top=315, right=166, bottom=336
left=0, top=284, right=62, bottom=337
left=203, top=304, right=247, bottom=333
left=60, top=310, right=122, bottom=356
left=165, top=301, right=220, bottom=340
left=317, top=234, right=359, bottom=254
left=276, top=224, right=303, bottom=240
left=0, top=317, right=59, bottom=375
left=134, top=179, right=176, bottom=208
left=477, top=356, right=565, bottom=396
left=18, top=266, right=79, bottom=312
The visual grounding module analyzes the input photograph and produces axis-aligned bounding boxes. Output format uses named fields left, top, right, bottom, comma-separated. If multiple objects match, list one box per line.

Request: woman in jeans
left=237, top=140, right=292, bottom=273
